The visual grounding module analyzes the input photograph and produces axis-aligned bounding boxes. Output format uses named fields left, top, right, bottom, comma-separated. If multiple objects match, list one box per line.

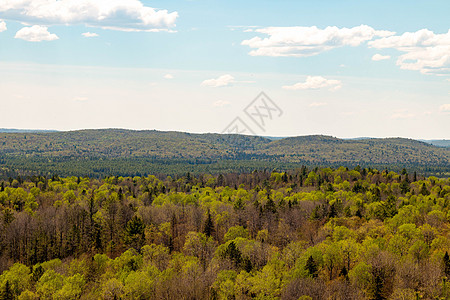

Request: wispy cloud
left=201, top=74, right=235, bottom=87
left=164, top=74, right=174, bottom=79
left=283, top=76, right=342, bottom=91
left=82, top=32, right=98, bottom=38
left=372, top=54, right=391, bottom=61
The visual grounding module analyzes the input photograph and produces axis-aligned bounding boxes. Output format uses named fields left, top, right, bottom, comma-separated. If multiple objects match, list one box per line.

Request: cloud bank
left=0, top=0, right=178, bottom=32
left=242, top=25, right=394, bottom=57
left=369, top=29, right=450, bottom=75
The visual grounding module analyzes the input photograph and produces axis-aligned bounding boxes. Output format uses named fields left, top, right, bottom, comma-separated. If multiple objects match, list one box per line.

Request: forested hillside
left=0, top=167, right=449, bottom=299
left=0, top=129, right=449, bottom=178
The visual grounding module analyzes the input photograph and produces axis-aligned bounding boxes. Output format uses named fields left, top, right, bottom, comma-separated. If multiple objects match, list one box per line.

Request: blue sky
left=0, top=0, right=449, bottom=138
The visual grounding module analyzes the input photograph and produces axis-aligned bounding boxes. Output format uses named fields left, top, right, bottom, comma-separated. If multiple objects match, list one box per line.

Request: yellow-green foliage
left=0, top=168, right=448, bottom=299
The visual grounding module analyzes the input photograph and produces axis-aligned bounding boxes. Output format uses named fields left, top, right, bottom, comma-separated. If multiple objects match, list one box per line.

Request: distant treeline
left=1, top=156, right=449, bottom=179
left=0, top=129, right=449, bottom=178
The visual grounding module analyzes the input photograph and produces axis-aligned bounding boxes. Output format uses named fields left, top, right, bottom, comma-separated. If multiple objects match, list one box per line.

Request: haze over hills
left=0, top=129, right=448, bottom=177
left=420, top=139, right=450, bottom=148
left=0, top=128, right=58, bottom=133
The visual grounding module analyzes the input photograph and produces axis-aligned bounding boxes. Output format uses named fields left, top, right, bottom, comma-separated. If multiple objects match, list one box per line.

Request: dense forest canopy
left=0, top=129, right=449, bottom=178
left=0, top=167, right=449, bottom=299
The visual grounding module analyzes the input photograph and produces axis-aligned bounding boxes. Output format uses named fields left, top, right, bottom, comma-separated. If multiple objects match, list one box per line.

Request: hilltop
left=0, top=129, right=448, bottom=177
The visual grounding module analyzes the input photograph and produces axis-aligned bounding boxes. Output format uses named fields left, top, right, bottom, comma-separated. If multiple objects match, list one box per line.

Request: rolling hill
left=0, top=129, right=448, bottom=177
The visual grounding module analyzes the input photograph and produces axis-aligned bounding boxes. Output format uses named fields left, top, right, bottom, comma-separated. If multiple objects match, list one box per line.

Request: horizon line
left=0, top=127, right=449, bottom=141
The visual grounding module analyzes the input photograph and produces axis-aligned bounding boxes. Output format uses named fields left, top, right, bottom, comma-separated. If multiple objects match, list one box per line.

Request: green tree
left=223, top=241, right=242, bottom=269
left=124, top=216, right=146, bottom=251
left=444, top=252, right=450, bottom=277
left=224, top=226, right=250, bottom=242
left=399, top=180, right=410, bottom=194
left=203, top=210, right=215, bottom=238
left=305, top=256, right=318, bottom=278
left=420, top=183, right=429, bottom=196
left=1, top=281, right=14, bottom=300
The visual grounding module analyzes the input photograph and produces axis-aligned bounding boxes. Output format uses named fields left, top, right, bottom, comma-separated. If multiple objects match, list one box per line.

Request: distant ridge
left=420, top=139, right=450, bottom=148
left=0, top=128, right=448, bottom=177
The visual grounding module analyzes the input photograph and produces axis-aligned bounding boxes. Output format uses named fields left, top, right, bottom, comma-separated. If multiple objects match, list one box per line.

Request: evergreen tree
left=243, top=257, right=253, bottom=272
left=1, top=280, right=14, bottom=300
left=328, top=202, right=337, bottom=218
left=124, top=216, right=146, bottom=250
left=340, top=266, right=349, bottom=281
left=355, top=207, right=363, bottom=218
left=203, top=210, right=215, bottom=237
left=444, top=251, right=450, bottom=277
left=400, top=180, right=410, bottom=194
left=32, top=265, right=45, bottom=282
left=282, top=172, right=288, bottom=183
left=264, top=196, right=277, bottom=214
left=305, top=255, right=318, bottom=278
left=420, top=183, right=429, bottom=196
left=383, top=195, right=398, bottom=219
left=224, top=241, right=242, bottom=268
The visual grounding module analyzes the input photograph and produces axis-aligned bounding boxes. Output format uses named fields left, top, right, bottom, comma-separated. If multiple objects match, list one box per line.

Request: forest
left=0, top=166, right=449, bottom=299
left=1, top=129, right=449, bottom=178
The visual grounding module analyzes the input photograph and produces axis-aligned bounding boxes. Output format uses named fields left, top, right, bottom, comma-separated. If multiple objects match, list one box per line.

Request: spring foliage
left=0, top=167, right=449, bottom=299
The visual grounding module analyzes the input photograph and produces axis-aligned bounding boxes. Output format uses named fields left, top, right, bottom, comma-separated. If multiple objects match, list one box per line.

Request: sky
left=0, top=0, right=449, bottom=139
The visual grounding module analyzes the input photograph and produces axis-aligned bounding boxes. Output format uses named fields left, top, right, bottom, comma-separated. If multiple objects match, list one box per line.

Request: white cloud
left=213, top=100, right=231, bottom=107
left=15, top=25, right=58, bottom=42
left=283, top=76, right=342, bottom=91
left=164, top=74, right=174, bottom=79
left=242, top=25, right=394, bottom=57
left=0, top=19, right=6, bottom=32
left=369, top=29, right=450, bottom=75
left=372, top=54, right=391, bottom=61
left=0, top=0, right=178, bottom=32
left=309, top=102, right=327, bottom=107
left=439, top=104, right=450, bottom=112
left=82, top=32, right=98, bottom=37
left=201, top=74, right=235, bottom=87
